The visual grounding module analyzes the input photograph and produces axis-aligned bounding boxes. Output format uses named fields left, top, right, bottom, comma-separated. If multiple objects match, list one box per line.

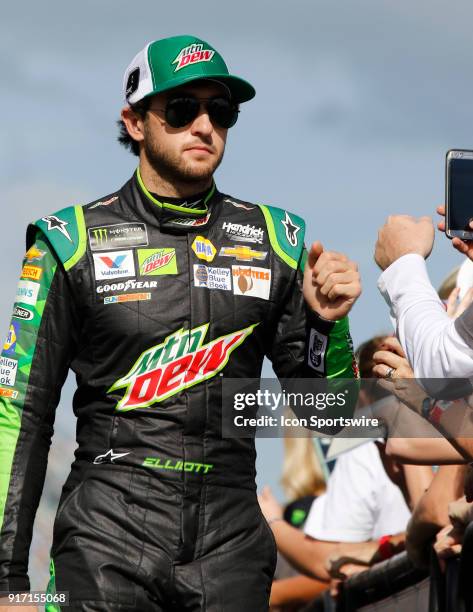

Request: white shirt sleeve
left=378, top=254, right=473, bottom=379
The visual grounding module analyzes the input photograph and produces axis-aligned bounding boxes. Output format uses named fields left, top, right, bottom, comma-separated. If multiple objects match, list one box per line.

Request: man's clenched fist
left=375, top=215, right=435, bottom=271
left=303, top=241, right=361, bottom=321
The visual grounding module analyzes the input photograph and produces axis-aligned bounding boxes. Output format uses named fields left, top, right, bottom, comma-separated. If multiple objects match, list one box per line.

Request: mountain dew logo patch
left=138, top=248, right=177, bottom=276
left=172, top=44, right=215, bottom=72
left=110, top=323, right=257, bottom=411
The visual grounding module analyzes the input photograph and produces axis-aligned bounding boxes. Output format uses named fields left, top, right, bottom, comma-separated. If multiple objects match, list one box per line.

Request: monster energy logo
left=88, top=223, right=148, bottom=251
left=91, top=228, right=108, bottom=246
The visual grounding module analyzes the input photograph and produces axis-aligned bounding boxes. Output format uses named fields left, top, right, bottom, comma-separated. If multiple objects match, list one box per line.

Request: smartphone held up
left=446, top=149, right=473, bottom=241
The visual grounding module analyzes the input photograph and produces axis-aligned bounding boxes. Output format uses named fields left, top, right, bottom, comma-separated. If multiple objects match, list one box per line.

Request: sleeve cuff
left=306, top=309, right=349, bottom=336
left=377, top=253, right=428, bottom=298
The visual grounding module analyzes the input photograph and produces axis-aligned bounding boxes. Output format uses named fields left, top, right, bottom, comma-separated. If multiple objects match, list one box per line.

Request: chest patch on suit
left=109, top=322, right=257, bottom=411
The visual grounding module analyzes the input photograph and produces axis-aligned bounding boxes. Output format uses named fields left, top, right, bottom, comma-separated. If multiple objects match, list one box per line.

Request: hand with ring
left=372, top=336, right=414, bottom=379
left=372, top=337, right=429, bottom=415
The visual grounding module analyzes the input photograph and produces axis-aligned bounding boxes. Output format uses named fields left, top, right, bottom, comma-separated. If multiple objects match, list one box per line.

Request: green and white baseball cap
left=123, top=35, right=256, bottom=105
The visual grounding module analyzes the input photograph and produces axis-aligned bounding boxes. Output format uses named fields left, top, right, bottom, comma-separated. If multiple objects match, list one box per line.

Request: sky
left=3, top=2, right=473, bottom=574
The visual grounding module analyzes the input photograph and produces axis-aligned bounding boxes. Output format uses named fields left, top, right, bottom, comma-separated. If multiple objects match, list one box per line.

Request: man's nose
left=190, top=109, right=213, bottom=137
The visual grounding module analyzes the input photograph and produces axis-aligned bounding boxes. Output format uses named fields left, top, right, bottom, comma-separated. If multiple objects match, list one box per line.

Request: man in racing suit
left=0, top=35, right=360, bottom=611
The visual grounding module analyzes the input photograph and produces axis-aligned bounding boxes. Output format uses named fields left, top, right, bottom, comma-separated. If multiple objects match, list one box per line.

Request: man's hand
left=376, top=377, right=427, bottom=416
left=448, top=496, right=473, bottom=530
left=434, top=523, right=463, bottom=571
left=372, top=336, right=414, bottom=379
left=303, top=242, right=361, bottom=321
left=326, top=541, right=378, bottom=580
left=437, top=204, right=473, bottom=261
left=374, top=215, right=435, bottom=270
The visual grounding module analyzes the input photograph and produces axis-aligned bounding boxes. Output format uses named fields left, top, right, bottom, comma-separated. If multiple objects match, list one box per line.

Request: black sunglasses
left=150, top=96, right=239, bottom=129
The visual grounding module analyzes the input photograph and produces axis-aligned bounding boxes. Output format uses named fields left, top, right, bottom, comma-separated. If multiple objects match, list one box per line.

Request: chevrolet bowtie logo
left=219, top=246, right=267, bottom=262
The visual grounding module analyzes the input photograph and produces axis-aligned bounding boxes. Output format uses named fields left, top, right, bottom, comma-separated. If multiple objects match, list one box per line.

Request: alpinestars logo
left=172, top=44, right=215, bottom=72
left=282, top=212, right=300, bottom=247
left=41, top=216, right=72, bottom=242
left=110, top=323, right=257, bottom=411
left=94, top=449, right=130, bottom=464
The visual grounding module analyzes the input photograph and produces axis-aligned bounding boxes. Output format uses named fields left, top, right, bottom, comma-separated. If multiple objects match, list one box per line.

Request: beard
left=142, top=122, right=224, bottom=187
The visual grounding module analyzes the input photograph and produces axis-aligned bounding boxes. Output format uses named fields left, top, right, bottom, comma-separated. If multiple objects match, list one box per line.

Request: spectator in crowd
left=281, top=436, right=327, bottom=505
left=434, top=494, right=473, bottom=570
left=270, top=436, right=330, bottom=610
left=375, top=214, right=473, bottom=380
left=368, top=305, right=473, bottom=575
left=258, top=441, right=430, bottom=583
left=258, top=335, right=433, bottom=588
left=372, top=336, right=469, bottom=463
left=373, top=241, right=473, bottom=458
left=406, top=465, right=467, bottom=568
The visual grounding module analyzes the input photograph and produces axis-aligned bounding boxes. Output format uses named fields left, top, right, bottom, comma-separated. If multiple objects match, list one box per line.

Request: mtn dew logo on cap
left=109, top=322, right=256, bottom=411
left=172, top=43, right=215, bottom=72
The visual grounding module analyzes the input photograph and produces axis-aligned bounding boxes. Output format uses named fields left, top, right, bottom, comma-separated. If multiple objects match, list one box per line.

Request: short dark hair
left=117, top=97, right=151, bottom=156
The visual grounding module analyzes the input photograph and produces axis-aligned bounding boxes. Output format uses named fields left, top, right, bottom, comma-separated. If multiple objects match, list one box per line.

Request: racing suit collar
left=135, top=167, right=214, bottom=217
left=132, top=168, right=219, bottom=232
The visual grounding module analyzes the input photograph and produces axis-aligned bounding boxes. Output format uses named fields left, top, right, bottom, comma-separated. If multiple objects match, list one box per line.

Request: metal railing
left=302, top=524, right=473, bottom=611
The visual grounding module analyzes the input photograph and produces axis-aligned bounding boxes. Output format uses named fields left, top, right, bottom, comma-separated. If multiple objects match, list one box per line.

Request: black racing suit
left=0, top=169, right=357, bottom=611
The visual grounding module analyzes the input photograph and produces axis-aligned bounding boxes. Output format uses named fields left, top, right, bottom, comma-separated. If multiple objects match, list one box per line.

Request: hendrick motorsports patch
left=222, top=221, right=264, bottom=243
left=88, top=223, right=148, bottom=251
left=193, top=265, right=231, bottom=290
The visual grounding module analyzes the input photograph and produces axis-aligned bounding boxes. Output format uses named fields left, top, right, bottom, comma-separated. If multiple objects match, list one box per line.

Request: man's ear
left=121, top=106, right=145, bottom=143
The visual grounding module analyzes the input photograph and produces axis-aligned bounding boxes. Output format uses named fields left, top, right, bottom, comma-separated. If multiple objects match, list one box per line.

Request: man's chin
left=180, top=162, right=219, bottom=183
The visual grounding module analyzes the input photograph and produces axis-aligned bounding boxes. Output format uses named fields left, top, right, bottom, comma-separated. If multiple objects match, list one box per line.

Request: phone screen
left=448, top=156, right=473, bottom=232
